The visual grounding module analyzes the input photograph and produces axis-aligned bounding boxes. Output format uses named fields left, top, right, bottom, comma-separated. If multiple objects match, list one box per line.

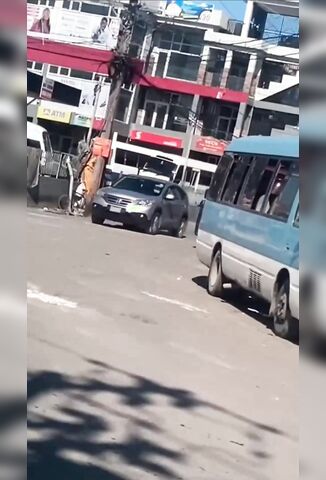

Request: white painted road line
left=142, top=291, right=209, bottom=314
left=27, top=286, right=77, bottom=309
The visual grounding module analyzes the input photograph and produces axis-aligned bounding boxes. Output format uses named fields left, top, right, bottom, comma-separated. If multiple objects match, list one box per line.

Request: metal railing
left=40, top=151, right=79, bottom=179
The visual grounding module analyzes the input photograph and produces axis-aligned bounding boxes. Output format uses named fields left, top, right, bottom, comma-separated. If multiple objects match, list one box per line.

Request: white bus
left=106, top=140, right=217, bottom=195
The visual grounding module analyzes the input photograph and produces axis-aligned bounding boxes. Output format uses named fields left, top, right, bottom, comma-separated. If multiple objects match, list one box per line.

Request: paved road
left=28, top=209, right=298, bottom=480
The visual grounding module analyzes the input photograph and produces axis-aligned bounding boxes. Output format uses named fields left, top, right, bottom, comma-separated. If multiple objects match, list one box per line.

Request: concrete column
left=243, top=53, right=263, bottom=94
left=125, top=85, right=140, bottom=125
left=220, top=50, right=233, bottom=88
left=241, top=0, right=255, bottom=38
left=182, top=94, right=200, bottom=160
left=233, top=103, right=247, bottom=139
left=234, top=104, right=254, bottom=138
left=197, top=45, right=210, bottom=85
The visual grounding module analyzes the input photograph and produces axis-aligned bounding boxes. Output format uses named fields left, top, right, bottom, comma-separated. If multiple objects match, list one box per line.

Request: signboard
left=193, top=136, right=228, bottom=155
left=47, top=75, right=111, bottom=119
left=130, top=130, right=183, bottom=149
left=93, top=118, right=106, bottom=131
left=27, top=5, right=120, bottom=50
left=71, top=114, right=91, bottom=128
left=40, top=78, right=54, bottom=100
left=164, top=1, right=214, bottom=18
left=37, top=105, right=71, bottom=124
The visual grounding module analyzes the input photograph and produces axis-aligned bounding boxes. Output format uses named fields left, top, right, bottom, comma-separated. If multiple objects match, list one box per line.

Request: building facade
left=27, top=0, right=299, bottom=188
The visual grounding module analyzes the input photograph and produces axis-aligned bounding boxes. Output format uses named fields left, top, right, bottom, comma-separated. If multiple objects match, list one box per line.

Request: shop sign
left=194, top=136, right=228, bottom=155
left=27, top=5, right=120, bottom=51
left=164, top=1, right=214, bottom=18
left=37, top=105, right=71, bottom=124
left=40, top=77, right=54, bottom=100
left=71, top=114, right=91, bottom=128
left=93, top=118, right=105, bottom=131
left=130, top=130, right=183, bottom=149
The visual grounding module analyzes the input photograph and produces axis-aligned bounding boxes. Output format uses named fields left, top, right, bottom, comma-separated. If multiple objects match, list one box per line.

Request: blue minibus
left=196, top=136, right=299, bottom=339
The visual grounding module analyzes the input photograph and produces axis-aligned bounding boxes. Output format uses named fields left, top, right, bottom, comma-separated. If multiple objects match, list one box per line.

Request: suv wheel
left=173, top=217, right=187, bottom=239
left=148, top=212, right=161, bottom=235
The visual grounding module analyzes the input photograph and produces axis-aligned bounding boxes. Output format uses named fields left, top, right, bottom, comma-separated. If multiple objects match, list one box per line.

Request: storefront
left=190, top=136, right=229, bottom=164
left=128, top=129, right=184, bottom=155
left=37, top=104, right=81, bottom=154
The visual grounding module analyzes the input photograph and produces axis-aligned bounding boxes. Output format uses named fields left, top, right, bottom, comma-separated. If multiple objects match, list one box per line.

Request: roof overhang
left=255, top=0, right=299, bottom=17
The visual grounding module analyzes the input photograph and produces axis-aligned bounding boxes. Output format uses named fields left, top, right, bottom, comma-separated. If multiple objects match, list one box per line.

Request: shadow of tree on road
left=28, top=358, right=290, bottom=480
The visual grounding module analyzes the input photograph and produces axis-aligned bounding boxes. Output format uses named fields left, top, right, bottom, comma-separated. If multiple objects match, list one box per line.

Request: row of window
left=207, top=154, right=299, bottom=222
left=27, top=61, right=111, bottom=82
left=27, top=0, right=118, bottom=16
left=156, top=29, right=204, bottom=56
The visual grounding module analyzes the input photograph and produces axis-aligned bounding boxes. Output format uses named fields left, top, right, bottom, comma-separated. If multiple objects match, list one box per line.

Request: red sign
left=93, top=118, right=105, bottom=131
left=194, top=136, right=228, bottom=156
left=130, top=130, right=183, bottom=149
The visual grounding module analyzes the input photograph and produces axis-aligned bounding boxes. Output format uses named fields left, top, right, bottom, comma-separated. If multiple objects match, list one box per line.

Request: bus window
left=221, top=155, right=251, bottom=204
left=269, top=164, right=299, bottom=221
left=258, top=161, right=296, bottom=215
left=294, top=207, right=299, bottom=227
left=199, top=170, right=213, bottom=187
left=207, top=154, right=233, bottom=202
left=174, top=166, right=184, bottom=184
left=238, top=157, right=278, bottom=211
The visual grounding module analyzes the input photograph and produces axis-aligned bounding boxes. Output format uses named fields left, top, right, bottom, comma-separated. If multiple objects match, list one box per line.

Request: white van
left=27, top=121, right=53, bottom=166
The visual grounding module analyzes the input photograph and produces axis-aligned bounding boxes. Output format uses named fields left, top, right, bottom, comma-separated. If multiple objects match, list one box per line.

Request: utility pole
left=102, top=0, right=141, bottom=140
left=180, top=96, right=201, bottom=187
left=81, top=0, right=152, bottom=214
left=87, top=77, right=103, bottom=145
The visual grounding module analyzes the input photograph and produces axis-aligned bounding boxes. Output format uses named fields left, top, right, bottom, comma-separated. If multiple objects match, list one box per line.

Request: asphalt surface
left=28, top=209, right=298, bottom=480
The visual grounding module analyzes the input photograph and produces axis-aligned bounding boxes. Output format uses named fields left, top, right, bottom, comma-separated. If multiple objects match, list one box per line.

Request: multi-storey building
left=27, top=0, right=299, bottom=189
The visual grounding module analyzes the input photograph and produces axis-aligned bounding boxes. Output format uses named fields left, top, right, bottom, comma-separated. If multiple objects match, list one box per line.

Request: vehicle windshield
left=42, top=132, right=53, bottom=155
left=142, top=157, right=176, bottom=178
left=112, top=177, right=165, bottom=196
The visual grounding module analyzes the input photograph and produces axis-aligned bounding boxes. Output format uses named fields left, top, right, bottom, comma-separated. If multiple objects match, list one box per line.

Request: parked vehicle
left=108, top=139, right=218, bottom=193
left=92, top=175, right=189, bottom=237
left=27, top=121, right=53, bottom=167
left=196, top=136, right=299, bottom=339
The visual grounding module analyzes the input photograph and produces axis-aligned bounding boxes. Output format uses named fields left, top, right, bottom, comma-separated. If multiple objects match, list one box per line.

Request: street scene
left=27, top=0, right=299, bottom=478
left=28, top=210, right=298, bottom=480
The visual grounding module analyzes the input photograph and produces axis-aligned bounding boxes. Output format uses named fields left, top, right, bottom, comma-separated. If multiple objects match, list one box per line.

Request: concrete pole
left=180, top=95, right=201, bottom=187
left=87, top=77, right=103, bottom=145
left=241, top=0, right=255, bottom=38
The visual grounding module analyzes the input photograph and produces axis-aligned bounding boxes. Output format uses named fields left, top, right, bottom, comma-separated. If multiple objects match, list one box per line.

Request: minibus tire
left=273, top=280, right=298, bottom=340
left=207, top=248, right=225, bottom=298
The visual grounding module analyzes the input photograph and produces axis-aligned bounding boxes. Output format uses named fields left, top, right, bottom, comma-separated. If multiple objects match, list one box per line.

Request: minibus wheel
left=273, top=279, right=298, bottom=340
left=207, top=247, right=225, bottom=298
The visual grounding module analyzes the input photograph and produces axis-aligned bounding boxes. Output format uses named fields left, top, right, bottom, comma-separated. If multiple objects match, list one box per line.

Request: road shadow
left=28, top=368, right=185, bottom=480
left=192, top=275, right=298, bottom=345
left=27, top=357, right=289, bottom=480
left=102, top=220, right=190, bottom=240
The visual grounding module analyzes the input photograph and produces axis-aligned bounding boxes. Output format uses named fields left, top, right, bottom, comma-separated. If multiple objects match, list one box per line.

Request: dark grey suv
left=92, top=175, right=189, bottom=237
